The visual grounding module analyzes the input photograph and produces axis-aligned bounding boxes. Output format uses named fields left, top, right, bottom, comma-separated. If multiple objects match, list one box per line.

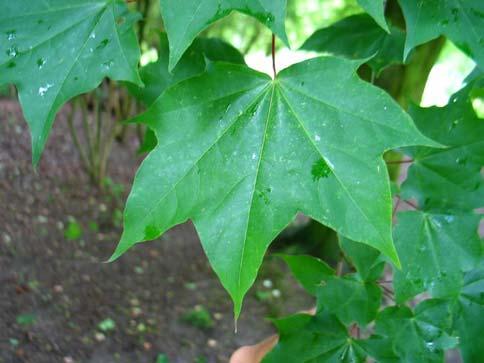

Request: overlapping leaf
left=340, top=236, right=385, bottom=281
left=112, top=56, right=437, bottom=317
left=401, top=81, right=484, bottom=211
left=447, top=266, right=484, bottom=362
left=316, top=273, right=382, bottom=326
left=357, top=0, right=389, bottom=32
left=302, top=14, right=405, bottom=75
left=398, top=0, right=484, bottom=68
left=263, top=312, right=368, bottom=363
left=279, top=254, right=334, bottom=295
left=0, top=0, right=142, bottom=164
left=373, top=301, right=459, bottom=362
left=160, top=0, right=288, bottom=70
left=393, top=211, right=481, bottom=302
left=128, top=34, right=245, bottom=153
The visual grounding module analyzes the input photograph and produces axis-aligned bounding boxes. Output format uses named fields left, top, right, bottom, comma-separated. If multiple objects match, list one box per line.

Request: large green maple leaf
left=112, top=57, right=436, bottom=317
left=0, top=0, right=142, bottom=165
left=160, top=0, right=288, bottom=70
left=398, top=0, right=484, bottom=68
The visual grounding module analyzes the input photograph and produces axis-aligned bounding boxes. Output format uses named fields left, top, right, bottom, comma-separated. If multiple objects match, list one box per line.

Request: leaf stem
left=271, top=34, right=277, bottom=78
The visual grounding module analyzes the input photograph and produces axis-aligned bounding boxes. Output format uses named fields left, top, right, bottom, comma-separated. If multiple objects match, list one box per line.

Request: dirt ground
left=0, top=99, right=311, bottom=363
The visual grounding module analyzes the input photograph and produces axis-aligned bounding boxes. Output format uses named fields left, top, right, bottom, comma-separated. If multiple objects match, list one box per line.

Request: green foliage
left=0, top=0, right=142, bottom=165
left=97, top=318, right=116, bottom=332
left=181, top=306, right=214, bottom=329
left=302, top=14, right=405, bottom=74
left=16, top=313, right=37, bottom=326
left=64, top=219, right=83, bottom=240
left=112, top=57, right=438, bottom=318
left=159, top=0, right=288, bottom=70
left=398, top=0, right=484, bottom=69
left=357, top=0, right=388, bottom=32
left=3, top=1, right=484, bottom=361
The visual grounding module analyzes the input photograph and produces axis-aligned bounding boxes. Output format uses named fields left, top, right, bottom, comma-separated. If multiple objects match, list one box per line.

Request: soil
left=0, top=99, right=311, bottom=363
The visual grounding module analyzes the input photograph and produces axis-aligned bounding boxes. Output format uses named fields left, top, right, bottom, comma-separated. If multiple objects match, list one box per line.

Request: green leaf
left=374, top=301, right=459, bottom=363
left=128, top=34, right=245, bottom=107
left=127, top=34, right=206, bottom=107
left=398, top=0, right=484, bottom=68
left=97, top=318, right=116, bottom=332
left=160, top=0, right=288, bottom=70
left=264, top=312, right=367, bottom=363
left=402, top=82, right=484, bottom=212
left=302, top=14, right=405, bottom=75
left=112, top=57, right=437, bottom=317
left=316, top=274, right=381, bottom=326
left=156, top=354, right=169, bottom=363
left=357, top=0, right=389, bottom=32
left=449, top=266, right=484, bottom=362
left=393, top=211, right=481, bottom=302
left=339, top=236, right=384, bottom=281
left=0, top=0, right=142, bottom=165
left=279, top=254, right=334, bottom=295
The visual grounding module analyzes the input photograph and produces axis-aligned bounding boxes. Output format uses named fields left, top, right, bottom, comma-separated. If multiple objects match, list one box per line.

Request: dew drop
left=314, top=134, right=321, bottom=142
left=6, top=46, right=18, bottom=58
left=6, top=30, right=16, bottom=41
left=38, top=83, right=53, bottom=96
left=90, top=32, right=96, bottom=39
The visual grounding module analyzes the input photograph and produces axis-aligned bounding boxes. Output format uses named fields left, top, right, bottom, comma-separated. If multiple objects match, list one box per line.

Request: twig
left=271, top=34, right=277, bottom=78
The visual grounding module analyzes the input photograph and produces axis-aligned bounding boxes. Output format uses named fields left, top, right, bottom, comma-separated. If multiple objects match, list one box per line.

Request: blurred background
left=0, top=0, right=477, bottom=362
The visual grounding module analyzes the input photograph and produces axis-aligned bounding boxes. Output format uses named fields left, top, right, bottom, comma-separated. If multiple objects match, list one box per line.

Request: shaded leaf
left=160, top=0, right=288, bottom=70
left=112, top=57, right=437, bottom=317
left=302, top=14, right=404, bottom=75
left=316, top=273, right=381, bottom=326
left=402, top=82, right=484, bottom=212
left=374, top=301, right=459, bottom=363
left=264, top=312, right=367, bottom=363
left=393, top=211, right=481, bottom=302
left=339, top=236, right=384, bottom=281
left=128, top=34, right=245, bottom=107
left=398, top=0, right=484, bottom=68
left=279, top=254, right=334, bottom=295
left=0, top=0, right=142, bottom=164
left=449, top=266, right=484, bottom=362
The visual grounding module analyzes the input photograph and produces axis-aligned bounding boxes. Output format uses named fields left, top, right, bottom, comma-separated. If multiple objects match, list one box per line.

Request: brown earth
left=0, top=99, right=311, bottom=363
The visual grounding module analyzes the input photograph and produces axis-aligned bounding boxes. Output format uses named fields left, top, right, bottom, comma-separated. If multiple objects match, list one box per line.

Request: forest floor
left=0, top=99, right=311, bottom=363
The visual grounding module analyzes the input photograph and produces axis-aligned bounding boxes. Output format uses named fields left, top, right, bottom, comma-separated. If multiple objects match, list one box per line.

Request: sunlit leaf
left=112, top=57, right=437, bottom=317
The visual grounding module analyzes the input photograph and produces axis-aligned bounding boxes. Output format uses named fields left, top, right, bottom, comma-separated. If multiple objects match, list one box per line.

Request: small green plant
left=181, top=306, right=214, bottom=330
left=64, top=219, right=83, bottom=241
